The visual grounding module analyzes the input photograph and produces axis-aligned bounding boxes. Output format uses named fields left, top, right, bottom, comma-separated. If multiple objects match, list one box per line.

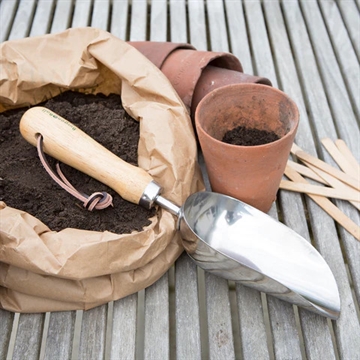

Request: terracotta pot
left=191, top=65, right=272, bottom=118
left=195, top=83, right=299, bottom=213
left=128, top=41, right=195, bottom=68
left=129, top=42, right=272, bottom=115
left=160, top=48, right=243, bottom=111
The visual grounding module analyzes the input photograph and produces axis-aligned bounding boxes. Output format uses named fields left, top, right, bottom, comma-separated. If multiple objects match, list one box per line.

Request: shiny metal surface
left=139, top=181, right=162, bottom=209
left=179, top=191, right=341, bottom=319
left=155, top=195, right=181, bottom=217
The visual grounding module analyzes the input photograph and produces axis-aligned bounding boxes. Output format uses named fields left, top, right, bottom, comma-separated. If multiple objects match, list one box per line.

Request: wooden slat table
left=1, top=1, right=359, bottom=359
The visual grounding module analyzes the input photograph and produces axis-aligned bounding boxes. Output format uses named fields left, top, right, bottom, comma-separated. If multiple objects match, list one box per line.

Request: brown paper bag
left=0, top=28, right=204, bottom=312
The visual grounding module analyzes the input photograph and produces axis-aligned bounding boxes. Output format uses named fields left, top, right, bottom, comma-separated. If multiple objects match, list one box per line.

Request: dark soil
left=222, top=125, right=279, bottom=146
left=0, top=91, right=155, bottom=234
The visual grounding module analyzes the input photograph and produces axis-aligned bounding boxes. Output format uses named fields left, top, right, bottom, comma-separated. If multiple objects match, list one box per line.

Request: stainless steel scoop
left=20, top=107, right=341, bottom=319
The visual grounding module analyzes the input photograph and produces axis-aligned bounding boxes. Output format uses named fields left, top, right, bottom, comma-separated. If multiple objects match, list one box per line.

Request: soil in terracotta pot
left=222, top=125, right=279, bottom=146
left=0, top=91, right=156, bottom=233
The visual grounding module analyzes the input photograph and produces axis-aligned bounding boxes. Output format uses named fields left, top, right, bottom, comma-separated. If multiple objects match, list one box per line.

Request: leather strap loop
left=36, top=134, right=113, bottom=211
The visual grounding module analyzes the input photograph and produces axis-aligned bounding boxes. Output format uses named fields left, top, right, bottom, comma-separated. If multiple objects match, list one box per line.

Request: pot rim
left=195, top=83, right=300, bottom=149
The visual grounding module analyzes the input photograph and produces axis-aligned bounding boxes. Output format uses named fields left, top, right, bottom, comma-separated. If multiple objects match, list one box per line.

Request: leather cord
left=36, top=134, right=113, bottom=211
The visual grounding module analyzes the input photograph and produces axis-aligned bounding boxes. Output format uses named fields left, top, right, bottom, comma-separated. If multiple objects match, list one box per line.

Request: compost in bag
left=0, top=28, right=203, bottom=313
left=0, top=91, right=155, bottom=233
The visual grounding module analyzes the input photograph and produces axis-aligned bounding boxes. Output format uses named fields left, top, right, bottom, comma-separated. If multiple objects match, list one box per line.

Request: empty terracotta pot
left=128, top=41, right=195, bottom=68
left=129, top=42, right=272, bottom=116
left=191, top=65, right=272, bottom=119
left=195, top=83, right=299, bottom=213
left=160, top=48, right=242, bottom=113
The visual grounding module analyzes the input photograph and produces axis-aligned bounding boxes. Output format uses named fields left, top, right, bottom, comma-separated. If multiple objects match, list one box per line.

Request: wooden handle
left=20, top=107, right=154, bottom=205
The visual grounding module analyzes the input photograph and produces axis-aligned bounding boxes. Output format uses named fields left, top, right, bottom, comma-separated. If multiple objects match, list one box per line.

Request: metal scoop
left=20, top=107, right=341, bottom=319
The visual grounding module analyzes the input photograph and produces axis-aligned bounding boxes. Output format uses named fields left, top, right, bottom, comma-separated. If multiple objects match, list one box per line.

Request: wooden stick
left=291, top=143, right=360, bottom=191
left=286, top=161, right=328, bottom=185
left=306, top=163, right=360, bottom=211
left=321, top=138, right=355, bottom=176
left=335, top=139, right=360, bottom=177
left=279, top=180, right=360, bottom=201
left=284, top=166, right=360, bottom=241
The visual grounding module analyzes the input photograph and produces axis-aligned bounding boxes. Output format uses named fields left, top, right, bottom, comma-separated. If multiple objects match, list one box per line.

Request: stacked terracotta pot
left=129, top=42, right=299, bottom=214
left=129, top=42, right=272, bottom=117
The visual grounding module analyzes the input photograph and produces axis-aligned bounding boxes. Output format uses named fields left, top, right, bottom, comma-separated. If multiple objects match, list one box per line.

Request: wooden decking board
left=110, top=294, right=137, bottom=360
left=169, top=0, right=188, bottom=43
left=0, top=309, right=14, bottom=359
left=149, top=0, right=167, bottom=41
left=224, top=0, right=253, bottom=73
left=263, top=2, right=359, bottom=359
left=318, top=0, right=360, bottom=119
left=205, top=273, right=235, bottom=359
left=110, top=0, right=129, bottom=41
left=7, top=0, right=36, bottom=40
left=144, top=273, right=170, bottom=359
left=206, top=0, right=229, bottom=52
left=243, top=0, right=278, bottom=82
left=236, top=285, right=271, bottom=359
left=28, top=0, right=54, bottom=37
left=92, top=0, right=111, bottom=31
left=12, top=313, right=45, bottom=360
left=43, top=311, right=76, bottom=360
left=78, top=304, right=107, bottom=360
left=188, top=0, right=207, bottom=50
left=0, top=0, right=18, bottom=42
left=71, top=0, right=92, bottom=29
left=129, top=0, right=148, bottom=41
left=268, top=299, right=303, bottom=360
left=298, top=309, right=338, bottom=360
left=337, top=0, right=360, bottom=60
left=282, top=0, right=360, bottom=308
left=50, top=0, right=73, bottom=34
left=269, top=2, right=360, bottom=359
left=175, top=253, right=202, bottom=359
left=281, top=2, right=338, bottom=152
left=299, top=0, right=359, bottom=158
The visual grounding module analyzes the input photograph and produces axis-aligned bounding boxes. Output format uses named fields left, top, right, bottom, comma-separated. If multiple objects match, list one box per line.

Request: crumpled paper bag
left=0, top=27, right=204, bottom=312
